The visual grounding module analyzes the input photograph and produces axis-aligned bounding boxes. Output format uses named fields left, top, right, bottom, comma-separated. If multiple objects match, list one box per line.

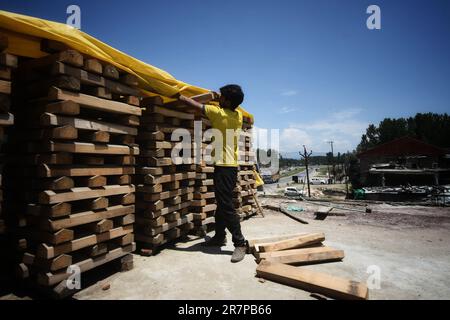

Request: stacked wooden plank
left=0, top=34, right=17, bottom=283
left=235, top=119, right=258, bottom=220
left=0, top=34, right=16, bottom=238
left=135, top=97, right=196, bottom=255
left=3, top=42, right=140, bottom=296
left=190, top=117, right=216, bottom=236
left=250, top=233, right=369, bottom=300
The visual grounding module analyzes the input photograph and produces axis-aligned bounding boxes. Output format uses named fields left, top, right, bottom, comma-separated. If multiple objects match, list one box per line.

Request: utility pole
left=344, top=155, right=349, bottom=198
left=300, top=145, right=313, bottom=198
left=327, top=140, right=335, bottom=183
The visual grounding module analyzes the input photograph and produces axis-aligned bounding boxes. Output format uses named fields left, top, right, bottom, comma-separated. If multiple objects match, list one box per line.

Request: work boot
left=202, top=236, right=227, bottom=247
left=231, top=246, right=247, bottom=263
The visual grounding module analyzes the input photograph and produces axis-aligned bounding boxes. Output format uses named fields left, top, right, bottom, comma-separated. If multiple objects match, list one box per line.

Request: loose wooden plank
left=257, top=233, right=325, bottom=253
left=47, top=87, right=141, bottom=115
left=256, top=261, right=368, bottom=300
left=257, top=246, right=344, bottom=265
left=39, top=185, right=135, bottom=204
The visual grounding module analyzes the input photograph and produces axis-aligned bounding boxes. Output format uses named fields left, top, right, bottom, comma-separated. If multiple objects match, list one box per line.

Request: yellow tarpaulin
left=0, top=10, right=253, bottom=120
left=0, top=10, right=263, bottom=185
left=254, top=170, right=264, bottom=187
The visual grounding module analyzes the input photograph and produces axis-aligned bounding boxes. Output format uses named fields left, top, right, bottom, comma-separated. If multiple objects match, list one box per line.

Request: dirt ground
left=69, top=197, right=450, bottom=300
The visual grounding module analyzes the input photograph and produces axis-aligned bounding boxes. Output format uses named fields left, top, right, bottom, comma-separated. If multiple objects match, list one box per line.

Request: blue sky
left=1, top=0, right=449, bottom=154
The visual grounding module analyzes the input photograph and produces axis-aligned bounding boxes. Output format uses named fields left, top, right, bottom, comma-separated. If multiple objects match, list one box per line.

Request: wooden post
left=299, top=145, right=312, bottom=198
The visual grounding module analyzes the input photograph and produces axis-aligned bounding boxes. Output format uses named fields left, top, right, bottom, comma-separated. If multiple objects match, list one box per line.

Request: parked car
left=310, top=177, right=327, bottom=185
left=284, top=187, right=304, bottom=197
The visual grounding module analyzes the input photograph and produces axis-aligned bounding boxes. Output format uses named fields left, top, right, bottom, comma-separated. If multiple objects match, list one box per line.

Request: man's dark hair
left=220, top=84, right=244, bottom=110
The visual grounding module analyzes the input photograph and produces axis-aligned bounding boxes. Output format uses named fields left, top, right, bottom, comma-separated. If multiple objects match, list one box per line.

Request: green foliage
left=357, top=113, right=450, bottom=152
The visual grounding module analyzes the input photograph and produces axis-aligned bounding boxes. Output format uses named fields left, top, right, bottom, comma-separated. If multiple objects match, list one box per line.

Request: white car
left=310, top=178, right=327, bottom=185
left=284, top=187, right=304, bottom=197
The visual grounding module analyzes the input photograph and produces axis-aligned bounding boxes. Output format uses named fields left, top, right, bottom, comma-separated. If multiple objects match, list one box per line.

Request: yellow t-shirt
left=204, top=104, right=243, bottom=167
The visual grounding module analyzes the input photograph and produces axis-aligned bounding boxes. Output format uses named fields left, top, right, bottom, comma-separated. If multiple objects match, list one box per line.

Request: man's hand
left=178, top=94, right=189, bottom=102
left=211, top=91, right=220, bottom=101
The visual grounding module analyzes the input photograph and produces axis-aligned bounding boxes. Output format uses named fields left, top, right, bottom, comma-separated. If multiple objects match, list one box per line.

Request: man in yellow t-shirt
left=178, top=85, right=247, bottom=263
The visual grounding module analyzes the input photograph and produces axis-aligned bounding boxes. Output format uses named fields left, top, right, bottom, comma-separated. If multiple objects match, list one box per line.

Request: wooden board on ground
left=256, top=246, right=344, bottom=265
left=256, top=233, right=325, bottom=253
left=256, top=260, right=368, bottom=300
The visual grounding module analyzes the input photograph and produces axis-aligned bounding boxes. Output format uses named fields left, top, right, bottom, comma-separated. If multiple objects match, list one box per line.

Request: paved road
left=263, top=166, right=318, bottom=193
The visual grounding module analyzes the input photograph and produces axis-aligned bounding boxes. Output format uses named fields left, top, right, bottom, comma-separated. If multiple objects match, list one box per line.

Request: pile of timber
left=235, top=120, right=258, bottom=220
left=0, top=34, right=16, bottom=237
left=3, top=40, right=140, bottom=297
left=191, top=117, right=216, bottom=236
left=134, top=97, right=195, bottom=255
left=192, top=164, right=216, bottom=236
left=0, top=34, right=17, bottom=282
left=249, top=233, right=369, bottom=300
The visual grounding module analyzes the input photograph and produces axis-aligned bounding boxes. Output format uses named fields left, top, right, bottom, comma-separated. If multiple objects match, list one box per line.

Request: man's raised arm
left=176, top=92, right=220, bottom=115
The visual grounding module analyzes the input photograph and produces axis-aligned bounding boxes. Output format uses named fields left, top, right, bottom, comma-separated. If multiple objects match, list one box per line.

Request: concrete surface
left=73, top=201, right=450, bottom=300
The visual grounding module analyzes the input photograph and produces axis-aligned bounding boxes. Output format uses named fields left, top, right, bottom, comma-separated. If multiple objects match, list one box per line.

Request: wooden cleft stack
left=3, top=39, right=140, bottom=297
left=235, top=117, right=258, bottom=220
left=190, top=117, right=216, bottom=236
left=134, top=96, right=196, bottom=255
left=0, top=33, right=18, bottom=283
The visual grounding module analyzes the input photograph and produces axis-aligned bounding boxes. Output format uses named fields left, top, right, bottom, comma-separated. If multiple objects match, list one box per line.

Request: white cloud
left=281, top=90, right=298, bottom=96
left=331, top=108, right=362, bottom=120
left=280, top=128, right=312, bottom=152
left=253, top=108, right=368, bottom=154
left=279, top=106, right=297, bottom=114
left=286, top=108, right=368, bottom=153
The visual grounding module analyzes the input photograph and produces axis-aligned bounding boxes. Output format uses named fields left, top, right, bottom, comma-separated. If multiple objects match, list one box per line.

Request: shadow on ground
left=167, top=235, right=234, bottom=256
